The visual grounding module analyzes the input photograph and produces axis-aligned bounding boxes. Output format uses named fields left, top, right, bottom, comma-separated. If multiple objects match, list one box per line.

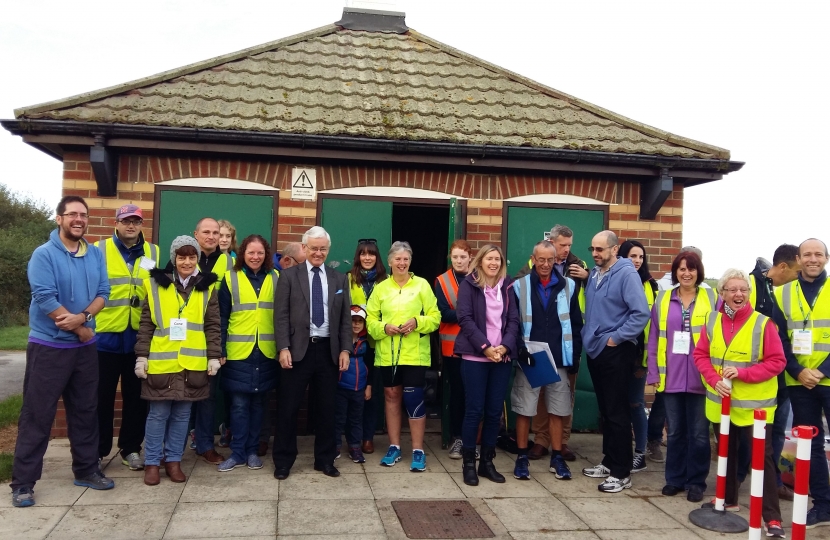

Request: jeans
left=648, top=391, right=666, bottom=443
left=194, top=375, right=219, bottom=453
left=145, top=400, right=192, bottom=466
left=788, top=385, right=830, bottom=512
left=335, top=387, right=365, bottom=447
left=663, top=392, right=710, bottom=490
left=228, top=392, right=265, bottom=462
left=628, top=370, right=647, bottom=453
left=460, top=360, right=511, bottom=449
left=772, top=397, right=791, bottom=486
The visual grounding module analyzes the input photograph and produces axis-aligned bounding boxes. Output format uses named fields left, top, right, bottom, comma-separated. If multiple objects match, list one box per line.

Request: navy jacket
left=453, top=273, right=520, bottom=360
left=338, top=334, right=373, bottom=391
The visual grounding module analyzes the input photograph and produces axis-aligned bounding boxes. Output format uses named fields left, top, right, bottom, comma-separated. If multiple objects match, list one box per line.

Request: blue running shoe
left=410, top=450, right=426, bottom=472
left=11, top=487, right=35, bottom=507
left=246, top=454, right=263, bottom=470
left=513, top=456, right=530, bottom=480
left=550, top=454, right=571, bottom=480
left=217, top=456, right=244, bottom=472
left=380, top=445, right=402, bottom=467
left=74, top=471, right=115, bottom=490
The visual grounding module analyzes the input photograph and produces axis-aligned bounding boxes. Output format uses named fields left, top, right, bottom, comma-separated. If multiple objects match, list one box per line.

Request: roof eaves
left=14, top=23, right=341, bottom=119
left=408, top=29, right=731, bottom=161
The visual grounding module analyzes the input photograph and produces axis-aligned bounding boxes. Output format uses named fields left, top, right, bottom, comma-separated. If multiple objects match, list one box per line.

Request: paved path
left=2, top=432, right=827, bottom=539
left=0, top=351, right=25, bottom=401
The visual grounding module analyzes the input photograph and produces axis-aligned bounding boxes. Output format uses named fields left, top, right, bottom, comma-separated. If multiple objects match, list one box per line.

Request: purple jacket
left=646, top=291, right=706, bottom=394
left=453, top=273, right=520, bottom=359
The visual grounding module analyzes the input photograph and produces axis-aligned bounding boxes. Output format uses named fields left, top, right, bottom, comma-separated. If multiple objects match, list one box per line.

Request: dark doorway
left=391, top=203, right=450, bottom=287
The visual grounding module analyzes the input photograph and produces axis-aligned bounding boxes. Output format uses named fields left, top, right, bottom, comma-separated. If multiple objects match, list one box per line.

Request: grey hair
left=388, top=241, right=413, bottom=265
left=550, top=224, right=573, bottom=241
left=302, top=226, right=331, bottom=245
left=717, top=268, right=750, bottom=294
left=282, top=242, right=303, bottom=258
left=533, top=240, right=557, bottom=257
left=681, top=245, right=703, bottom=259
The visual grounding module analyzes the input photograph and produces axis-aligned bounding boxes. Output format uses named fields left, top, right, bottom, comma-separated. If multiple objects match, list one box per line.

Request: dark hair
left=56, top=195, right=88, bottom=216
left=773, top=244, right=798, bottom=266
left=350, top=240, right=387, bottom=286
left=234, top=234, right=273, bottom=273
left=671, top=251, right=705, bottom=286
left=174, top=245, right=198, bottom=258
left=619, top=240, right=653, bottom=284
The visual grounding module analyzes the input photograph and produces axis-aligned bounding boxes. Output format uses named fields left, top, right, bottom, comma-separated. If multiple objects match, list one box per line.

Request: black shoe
left=462, top=448, right=479, bottom=486
left=687, top=486, right=704, bottom=502
left=314, top=463, right=340, bottom=477
left=274, top=467, right=290, bottom=480
left=477, top=446, right=505, bottom=483
left=662, top=484, right=682, bottom=496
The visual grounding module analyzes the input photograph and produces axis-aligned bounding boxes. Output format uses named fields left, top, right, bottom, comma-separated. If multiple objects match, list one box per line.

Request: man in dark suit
left=273, top=226, right=351, bottom=479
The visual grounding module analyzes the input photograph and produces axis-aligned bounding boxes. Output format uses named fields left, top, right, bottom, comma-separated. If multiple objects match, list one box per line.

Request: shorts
left=511, top=366, right=572, bottom=417
left=378, top=365, right=427, bottom=388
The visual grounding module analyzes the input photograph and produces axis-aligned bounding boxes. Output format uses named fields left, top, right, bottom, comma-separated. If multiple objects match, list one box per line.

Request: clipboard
left=517, top=340, right=561, bottom=388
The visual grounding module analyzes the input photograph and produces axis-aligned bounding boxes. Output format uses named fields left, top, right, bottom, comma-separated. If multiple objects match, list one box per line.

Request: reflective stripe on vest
left=436, top=270, right=460, bottom=357
left=653, top=287, right=716, bottom=391
left=225, top=269, right=278, bottom=360
left=775, top=280, right=830, bottom=386
left=513, top=274, right=575, bottom=366
left=145, top=277, right=209, bottom=374
left=702, top=310, right=776, bottom=425
left=95, top=238, right=159, bottom=332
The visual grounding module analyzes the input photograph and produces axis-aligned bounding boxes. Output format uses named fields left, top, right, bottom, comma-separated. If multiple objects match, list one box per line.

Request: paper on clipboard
left=518, top=340, right=561, bottom=388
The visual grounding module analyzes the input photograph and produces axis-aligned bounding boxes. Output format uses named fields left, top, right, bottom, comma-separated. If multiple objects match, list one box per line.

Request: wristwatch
left=83, top=311, right=93, bottom=323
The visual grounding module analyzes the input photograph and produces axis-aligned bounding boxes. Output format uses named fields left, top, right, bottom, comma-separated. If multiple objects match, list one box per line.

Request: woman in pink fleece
left=693, top=268, right=786, bottom=537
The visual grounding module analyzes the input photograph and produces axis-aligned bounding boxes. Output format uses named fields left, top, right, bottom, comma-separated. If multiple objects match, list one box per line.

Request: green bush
left=0, top=185, right=54, bottom=327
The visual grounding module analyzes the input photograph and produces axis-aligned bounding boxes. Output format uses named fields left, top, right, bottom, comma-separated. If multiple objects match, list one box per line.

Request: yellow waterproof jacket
left=366, top=274, right=440, bottom=367
left=349, top=273, right=384, bottom=347
left=775, top=280, right=830, bottom=387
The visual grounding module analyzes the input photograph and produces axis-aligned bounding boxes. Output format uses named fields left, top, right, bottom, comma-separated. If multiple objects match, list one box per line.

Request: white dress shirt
left=306, top=260, right=329, bottom=337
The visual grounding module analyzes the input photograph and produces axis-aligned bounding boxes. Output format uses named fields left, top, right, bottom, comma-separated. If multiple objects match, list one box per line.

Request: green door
left=320, top=197, right=393, bottom=274
left=156, top=189, right=276, bottom=266
left=505, top=204, right=606, bottom=431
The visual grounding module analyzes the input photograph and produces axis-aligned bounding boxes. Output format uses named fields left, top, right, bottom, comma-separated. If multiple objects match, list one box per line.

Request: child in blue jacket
left=335, top=306, right=374, bottom=463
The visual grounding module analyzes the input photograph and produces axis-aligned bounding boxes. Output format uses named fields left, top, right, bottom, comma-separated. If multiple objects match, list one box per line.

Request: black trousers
left=587, top=341, right=635, bottom=479
left=273, top=340, right=339, bottom=469
left=12, top=342, right=100, bottom=490
left=97, top=350, right=147, bottom=459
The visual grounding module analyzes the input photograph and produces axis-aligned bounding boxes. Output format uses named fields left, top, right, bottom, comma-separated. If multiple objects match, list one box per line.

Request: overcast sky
left=2, top=0, right=827, bottom=276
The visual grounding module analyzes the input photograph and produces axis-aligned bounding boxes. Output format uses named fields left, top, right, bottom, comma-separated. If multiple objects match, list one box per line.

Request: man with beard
left=10, top=196, right=114, bottom=507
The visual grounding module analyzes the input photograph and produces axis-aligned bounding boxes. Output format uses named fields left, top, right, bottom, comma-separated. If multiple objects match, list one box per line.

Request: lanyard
left=677, top=288, right=695, bottom=333
left=796, top=282, right=826, bottom=329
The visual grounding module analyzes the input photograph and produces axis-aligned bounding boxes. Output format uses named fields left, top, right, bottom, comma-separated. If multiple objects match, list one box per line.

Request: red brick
left=63, top=171, right=91, bottom=181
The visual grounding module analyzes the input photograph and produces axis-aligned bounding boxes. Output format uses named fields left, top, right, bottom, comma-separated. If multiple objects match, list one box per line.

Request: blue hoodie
left=581, top=257, right=649, bottom=358
left=28, top=229, right=110, bottom=344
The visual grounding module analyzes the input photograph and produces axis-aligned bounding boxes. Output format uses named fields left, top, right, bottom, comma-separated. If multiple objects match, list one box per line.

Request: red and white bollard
left=747, top=409, right=767, bottom=540
left=791, top=425, right=818, bottom=540
left=714, top=378, right=733, bottom=512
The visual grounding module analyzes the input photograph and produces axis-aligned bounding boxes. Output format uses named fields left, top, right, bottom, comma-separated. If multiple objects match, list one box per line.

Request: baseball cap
left=116, top=204, right=143, bottom=221
left=350, top=305, right=367, bottom=320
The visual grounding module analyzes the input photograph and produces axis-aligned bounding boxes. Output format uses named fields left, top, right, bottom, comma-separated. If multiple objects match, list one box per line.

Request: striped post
left=747, top=409, right=767, bottom=540
left=714, top=377, right=733, bottom=512
left=791, top=425, right=818, bottom=540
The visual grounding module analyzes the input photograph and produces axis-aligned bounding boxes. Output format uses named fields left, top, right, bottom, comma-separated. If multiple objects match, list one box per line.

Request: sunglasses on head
left=358, top=238, right=377, bottom=245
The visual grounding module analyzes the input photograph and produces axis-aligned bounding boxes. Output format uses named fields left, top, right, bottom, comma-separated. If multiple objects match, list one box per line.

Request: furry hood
left=149, top=268, right=218, bottom=291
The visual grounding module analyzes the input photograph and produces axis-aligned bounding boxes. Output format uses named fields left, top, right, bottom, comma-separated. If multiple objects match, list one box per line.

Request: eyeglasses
left=305, top=246, right=329, bottom=253
left=61, top=212, right=89, bottom=220
left=119, top=219, right=143, bottom=226
left=723, top=288, right=749, bottom=294
left=358, top=238, right=377, bottom=245
left=534, top=257, right=555, bottom=265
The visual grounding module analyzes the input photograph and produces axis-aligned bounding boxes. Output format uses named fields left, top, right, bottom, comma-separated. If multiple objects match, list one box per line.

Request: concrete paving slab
left=179, top=474, right=279, bottom=503
left=646, top=494, right=741, bottom=535
left=189, top=457, right=274, bottom=477
left=560, top=496, right=685, bottom=530
left=0, top=506, right=69, bottom=540
left=47, top=503, right=174, bottom=540
left=279, top=471, right=371, bottom=500
left=449, top=473, right=551, bottom=498
left=533, top=467, right=633, bottom=498
left=75, top=476, right=184, bottom=505
left=485, top=497, right=588, bottom=532
left=594, top=529, right=702, bottom=540
left=0, top=480, right=84, bottom=508
left=367, top=472, right=465, bottom=499
left=164, top=501, right=277, bottom=539
left=277, top=535, right=387, bottom=540
left=292, top=452, right=367, bottom=474
left=42, top=440, right=73, bottom=461
left=628, top=471, right=670, bottom=497
left=511, top=533, right=601, bottom=540
left=277, top=499, right=383, bottom=536
left=38, top=459, right=77, bottom=481
left=360, top=450, right=447, bottom=474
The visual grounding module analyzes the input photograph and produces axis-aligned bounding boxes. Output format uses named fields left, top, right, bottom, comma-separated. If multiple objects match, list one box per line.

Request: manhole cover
left=392, top=500, right=495, bottom=539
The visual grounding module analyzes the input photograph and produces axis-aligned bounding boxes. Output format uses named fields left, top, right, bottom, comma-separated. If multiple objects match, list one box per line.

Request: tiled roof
left=15, top=25, right=729, bottom=160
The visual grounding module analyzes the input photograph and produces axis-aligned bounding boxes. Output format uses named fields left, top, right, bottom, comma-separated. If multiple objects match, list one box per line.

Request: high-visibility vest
left=513, top=274, right=575, bottom=366
left=641, top=282, right=656, bottom=367
left=145, top=277, right=209, bottom=374
left=774, top=280, right=830, bottom=387
left=94, top=237, right=159, bottom=332
left=653, top=287, right=717, bottom=391
left=436, top=270, right=461, bottom=357
left=225, top=269, right=278, bottom=360
left=207, top=253, right=234, bottom=291
left=702, top=311, right=777, bottom=426
left=749, top=274, right=759, bottom=309
left=527, top=256, right=586, bottom=315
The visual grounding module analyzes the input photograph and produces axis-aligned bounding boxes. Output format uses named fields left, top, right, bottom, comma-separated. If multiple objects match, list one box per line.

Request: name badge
left=792, top=329, right=813, bottom=355
left=672, top=331, right=691, bottom=355
left=169, top=318, right=187, bottom=341
left=140, top=257, right=156, bottom=271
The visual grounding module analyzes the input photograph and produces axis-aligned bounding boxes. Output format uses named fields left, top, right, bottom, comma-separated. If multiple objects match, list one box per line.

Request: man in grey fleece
left=580, top=231, right=650, bottom=493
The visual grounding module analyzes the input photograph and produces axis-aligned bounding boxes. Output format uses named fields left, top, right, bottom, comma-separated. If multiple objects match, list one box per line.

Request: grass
left=0, top=325, right=28, bottom=350
left=0, top=394, right=23, bottom=482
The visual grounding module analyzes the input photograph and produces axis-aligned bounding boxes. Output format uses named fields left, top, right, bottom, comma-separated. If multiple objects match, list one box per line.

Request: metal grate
left=392, top=500, right=495, bottom=539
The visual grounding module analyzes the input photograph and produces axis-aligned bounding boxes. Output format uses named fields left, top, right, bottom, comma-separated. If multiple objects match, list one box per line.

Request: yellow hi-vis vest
left=94, top=237, right=159, bottom=332
left=206, top=253, right=234, bottom=292
left=641, top=282, right=657, bottom=367
left=653, top=287, right=717, bottom=390
left=145, top=277, right=209, bottom=374
left=774, top=280, right=830, bottom=387
left=225, top=269, right=278, bottom=360
left=702, top=311, right=777, bottom=426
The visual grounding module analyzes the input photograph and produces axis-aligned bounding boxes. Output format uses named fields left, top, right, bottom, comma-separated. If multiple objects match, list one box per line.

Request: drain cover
left=392, top=500, right=495, bottom=539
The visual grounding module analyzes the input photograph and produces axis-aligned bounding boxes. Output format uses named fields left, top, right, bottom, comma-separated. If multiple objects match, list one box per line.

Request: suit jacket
left=274, top=262, right=352, bottom=363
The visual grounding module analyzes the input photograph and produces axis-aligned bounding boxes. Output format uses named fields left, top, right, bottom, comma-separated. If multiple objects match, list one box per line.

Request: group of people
left=9, top=195, right=830, bottom=536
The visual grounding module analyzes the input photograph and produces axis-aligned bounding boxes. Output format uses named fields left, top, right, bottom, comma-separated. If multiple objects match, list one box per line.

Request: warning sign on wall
left=291, top=168, right=317, bottom=201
